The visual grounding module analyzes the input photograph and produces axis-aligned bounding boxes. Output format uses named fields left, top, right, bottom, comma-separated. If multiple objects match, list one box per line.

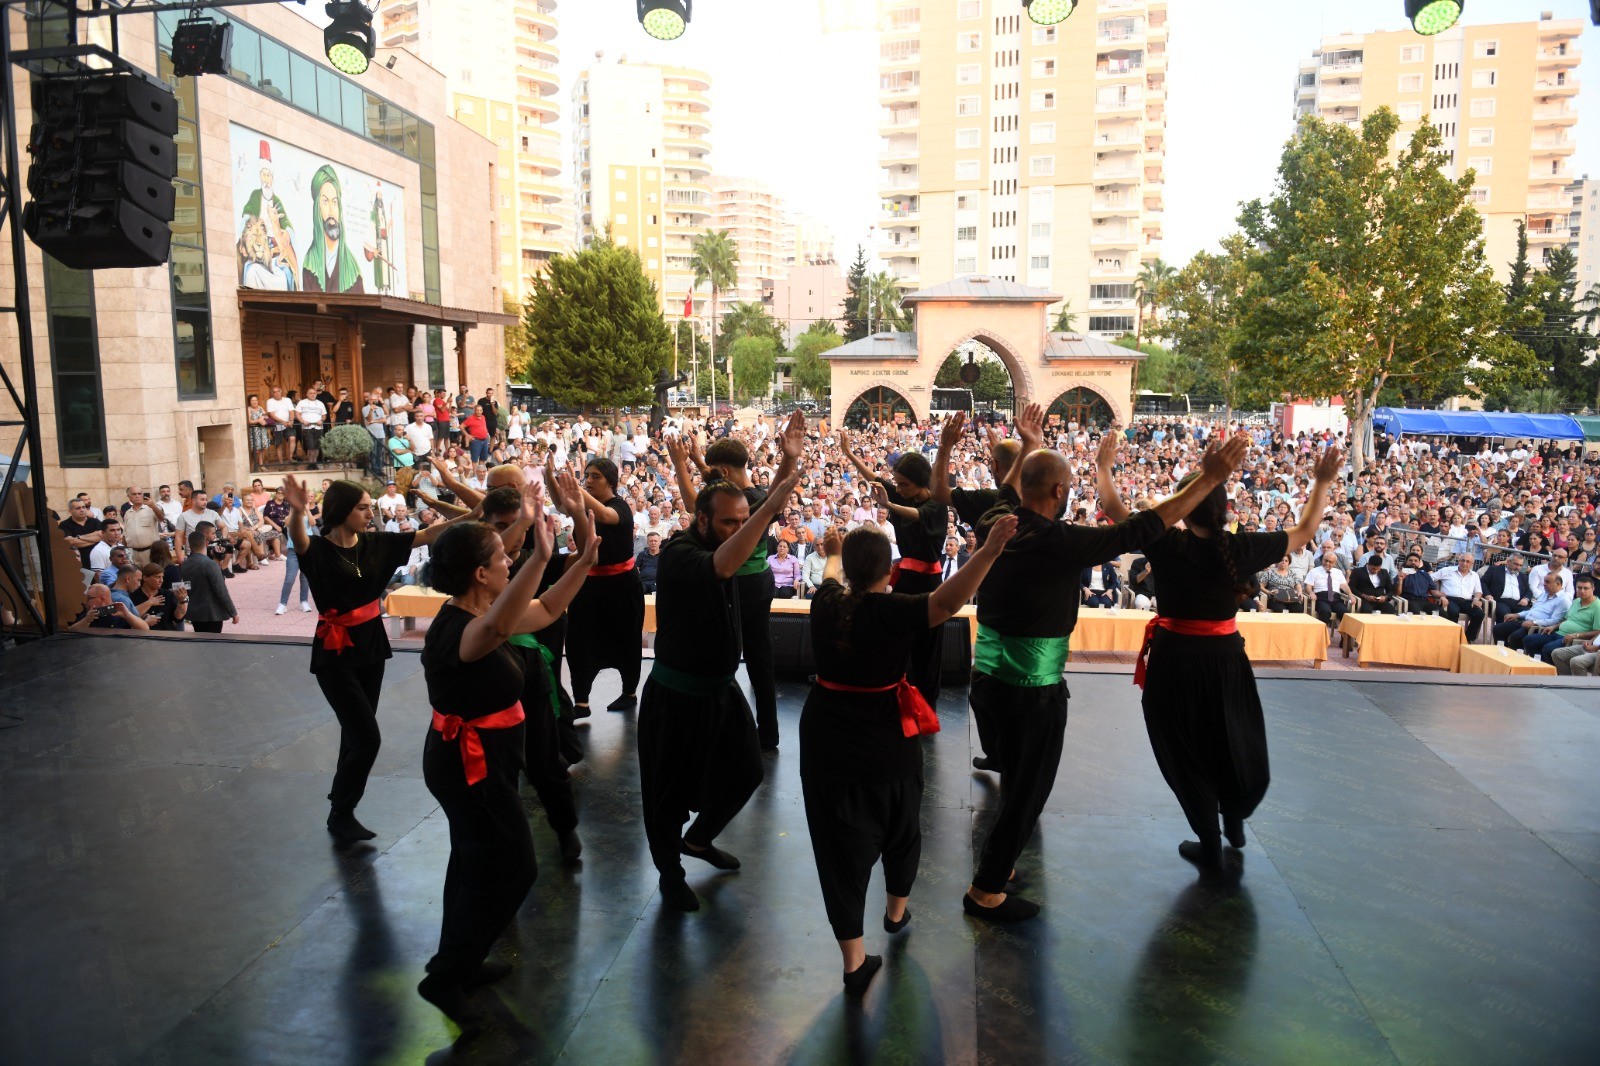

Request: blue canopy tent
left=1371, top=407, right=1585, bottom=441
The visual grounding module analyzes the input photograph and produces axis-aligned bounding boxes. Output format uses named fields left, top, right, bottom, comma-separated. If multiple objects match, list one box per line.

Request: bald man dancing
left=962, top=406, right=1247, bottom=922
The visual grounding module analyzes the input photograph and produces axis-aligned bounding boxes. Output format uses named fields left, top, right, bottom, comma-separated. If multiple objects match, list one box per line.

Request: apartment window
left=1091, top=283, right=1134, bottom=300
left=42, top=257, right=107, bottom=466
left=957, top=0, right=979, bottom=18
left=1469, top=187, right=1490, bottom=205
left=1434, top=62, right=1459, bottom=80
left=957, top=95, right=980, bottom=116
left=499, top=193, right=510, bottom=208
left=1398, top=102, right=1422, bottom=122
left=1089, top=315, right=1135, bottom=332
left=1470, top=98, right=1496, bottom=118
left=956, top=159, right=981, bottom=180
left=1435, top=121, right=1457, bottom=139
left=1031, top=58, right=1056, bottom=78
left=956, top=127, right=981, bottom=148
left=1030, top=222, right=1051, bottom=238
left=1475, top=39, right=1498, bottom=58
left=1030, top=122, right=1055, bottom=144
left=614, top=168, right=627, bottom=179
left=647, top=236, right=658, bottom=247
left=616, top=213, right=628, bottom=225
left=957, top=32, right=981, bottom=52
left=648, top=258, right=659, bottom=269
left=1030, top=187, right=1053, bottom=210
left=1467, top=156, right=1492, bottom=176
left=616, top=191, right=628, bottom=201
left=1400, top=45, right=1424, bottom=63
left=1030, top=90, right=1055, bottom=111
left=956, top=257, right=978, bottom=273
left=956, top=194, right=973, bottom=210
left=1029, top=255, right=1051, bottom=270
left=957, top=63, right=980, bottom=84
left=1468, top=127, right=1494, bottom=146
left=1029, top=156, right=1055, bottom=176
left=1398, top=73, right=1422, bottom=93
left=957, top=225, right=978, bottom=241
left=1032, top=26, right=1056, bottom=45
left=1471, top=70, right=1497, bottom=88
left=458, top=99, right=474, bottom=114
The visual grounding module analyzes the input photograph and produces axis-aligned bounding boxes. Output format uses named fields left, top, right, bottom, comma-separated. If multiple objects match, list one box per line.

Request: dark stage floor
left=2, top=635, right=1598, bottom=1065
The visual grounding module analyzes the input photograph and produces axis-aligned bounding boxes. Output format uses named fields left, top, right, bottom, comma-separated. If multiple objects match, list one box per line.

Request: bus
left=1133, top=390, right=1191, bottom=416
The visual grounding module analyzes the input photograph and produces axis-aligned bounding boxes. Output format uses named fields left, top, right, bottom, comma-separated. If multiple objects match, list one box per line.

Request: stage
left=2, top=635, right=1597, bottom=1065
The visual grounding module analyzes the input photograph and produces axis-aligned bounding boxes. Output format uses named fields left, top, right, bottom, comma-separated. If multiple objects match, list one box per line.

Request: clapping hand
left=575, top=510, right=600, bottom=567
left=1201, top=433, right=1251, bottom=481
left=939, top=411, right=966, bottom=450
left=1314, top=445, right=1344, bottom=482
left=982, top=512, right=1019, bottom=553
left=869, top=481, right=890, bottom=509
left=282, top=475, right=310, bottom=511
left=822, top=527, right=843, bottom=557
left=780, top=410, right=807, bottom=461
left=1095, top=427, right=1121, bottom=469
left=1016, top=403, right=1044, bottom=451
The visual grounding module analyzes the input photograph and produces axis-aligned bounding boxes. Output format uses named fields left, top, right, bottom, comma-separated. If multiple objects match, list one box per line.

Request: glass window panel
left=290, top=52, right=318, bottom=112
left=402, top=114, right=421, bottom=160
left=170, top=246, right=208, bottom=307
left=365, top=93, right=385, bottom=140
left=51, top=317, right=96, bottom=373
left=317, top=66, right=343, bottom=124
left=260, top=39, right=290, bottom=100
left=56, top=374, right=107, bottom=465
left=416, top=121, right=436, bottom=163
left=342, top=79, right=365, bottom=134
left=420, top=202, right=438, bottom=248
left=419, top=165, right=437, bottom=197
left=230, top=24, right=261, bottom=87
left=426, top=326, right=444, bottom=390
left=175, top=309, right=215, bottom=398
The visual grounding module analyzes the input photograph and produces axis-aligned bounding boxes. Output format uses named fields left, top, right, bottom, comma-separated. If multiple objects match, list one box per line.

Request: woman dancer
left=1103, top=440, right=1342, bottom=876
left=556, top=457, right=645, bottom=716
left=416, top=482, right=596, bottom=1026
left=283, top=475, right=468, bottom=842
left=803, top=517, right=1015, bottom=995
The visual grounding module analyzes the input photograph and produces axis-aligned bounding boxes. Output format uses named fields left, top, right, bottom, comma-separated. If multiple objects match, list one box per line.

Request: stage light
left=1405, top=0, right=1463, bottom=36
left=325, top=2, right=375, bottom=75
left=1024, top=0, right=1076, bottom=26
left=171, top=17, right=232, bottom=77
left=638, top=0, right=691, bottom=41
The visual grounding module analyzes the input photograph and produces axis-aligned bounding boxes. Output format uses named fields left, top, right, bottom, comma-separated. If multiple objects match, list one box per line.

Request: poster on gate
left=229, top=124, right=406, bottom=297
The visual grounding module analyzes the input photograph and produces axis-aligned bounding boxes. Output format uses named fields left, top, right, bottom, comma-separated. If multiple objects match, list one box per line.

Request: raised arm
left=1002, top=403, right=1045, bottom=496
left=820, top=528, right=844, bottom=585
left=1284, top=447, right=1343, bottom=554
left=411, top=500, right=483, bottom=549
left=666, top=436, right=699, bottom=513
left=929, top=412, right=966, bottom=505
left=714, top=471, right=799, bottom=578
left=1146, top=434, right=1250, bottom=530
left=282, top=475, right=314, bottom=555
left=927, top=513, right=1016, bottom=626
left=1094, top=429, right=1130, bottom=523
left=515, top=514, right=600, bottom=633
left=869, top=481, right=919, bottom=523
left=428, top=455, right=480, bottom=507
left=772, top=410, right=806, bottom=486
left=838, top=429, right=876, bottom=486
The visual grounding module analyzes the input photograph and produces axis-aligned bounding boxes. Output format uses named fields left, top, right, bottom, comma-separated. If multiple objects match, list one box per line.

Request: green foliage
left=1235, top=108, right=1537, bottom=471
left=718, top=300, right=785, bottom=356
left=1052, top=300, right=1077, bottom=332
left=790, top=325, right=842, bottom=400
left=858, top=270, right=911, bottom=333
left=504, top=293, right=532, bottom=384
left=690, top=229, right=739, bottom=302
left=933, top=352, right=1008, bottom=402
left=525, top=235, right=672, bottom=410
left=319, top=424, right=378, bottom=465
left=675, top=319, right=711, bottom=369
left=843, top=245, right=870, bottom=341
left=1135, top=259, right=1177, bottom=344
left=1504, top=246, right=1596, bottom=408
left=693, top=367, right=729, bottom=402
left=1155, top=235, right=1270, bottom=416
left=1511, top=386, right=1569, bottom=413
left=729, top=335, right=778, bottom=403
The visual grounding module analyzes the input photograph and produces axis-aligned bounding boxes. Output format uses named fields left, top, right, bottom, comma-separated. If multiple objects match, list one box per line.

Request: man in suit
left=939, top=535, right=969, bottom=583
left=178, top=526, right=238, bottom=633
left=1482, top=551, right=1532, bottom=621
left=1349, top=552, right=1399, bottom=614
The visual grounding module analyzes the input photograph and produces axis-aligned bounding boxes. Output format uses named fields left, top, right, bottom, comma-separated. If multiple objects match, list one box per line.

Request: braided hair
left=1175, top=471, right=1252, bottom=600
left=834, top=527, right=892, bottom=653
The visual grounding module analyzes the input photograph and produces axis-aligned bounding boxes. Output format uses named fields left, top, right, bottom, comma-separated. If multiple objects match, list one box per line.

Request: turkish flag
left=683, top=294, right=694, bottom=318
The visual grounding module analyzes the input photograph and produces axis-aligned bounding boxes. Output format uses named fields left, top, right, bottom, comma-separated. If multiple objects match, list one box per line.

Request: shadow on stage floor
left=2, top=634, right=1598, bottom=1064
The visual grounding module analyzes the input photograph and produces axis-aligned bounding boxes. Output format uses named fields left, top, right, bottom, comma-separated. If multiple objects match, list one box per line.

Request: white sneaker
left=275, top=604, right=287, bottom=615
left=300, top=601, right=313, bottom=612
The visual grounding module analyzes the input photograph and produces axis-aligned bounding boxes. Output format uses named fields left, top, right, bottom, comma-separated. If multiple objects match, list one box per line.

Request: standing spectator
left=177, top=492, right=229, bottom=576
left=266, top=385, right=296, bottom=466
left=274, top=508, right=314, bottom=616
left=297, top=387, right=328, bottom=469
left=768, top=539, right=803, bottom=598
left=388, top=424, right=415, bottom=470
left=179, top=528, right=238, bottom=632
left=405, top=409, right=434, bottom=462
left=363, top=390, right=389, bottom=476
left=387, top=379, right=412, bottom=432
left=59, top=497, right=104, bottom=569
left=481, top=386, right=501, bottom=443
left=635, top=531, right=663, bottom=594
left=132, top=562, right=186, bottom=631
left=331, top=386, right=355, bottom=427
left=376, top=482, right=406, bottom=519
left=462, top=404, right=490, bottom=464
left=247, top=394, right=272, bottom=470
left=89, top=520, right=126, bottom=573
left=122, top=487, right=161, bottom=565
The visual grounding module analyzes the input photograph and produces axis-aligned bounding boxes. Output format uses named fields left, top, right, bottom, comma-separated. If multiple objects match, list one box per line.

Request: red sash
left=589, top=556, right=637, bottom=577
left=1133, top=616, right=1239, bottom=689
left=315, top=599, right=382, bottom=654
left=888, top=556, right=942, bottom=588
left=431, top=702, right=526, bottom=786
left=816, top=676, right=940, bottom=738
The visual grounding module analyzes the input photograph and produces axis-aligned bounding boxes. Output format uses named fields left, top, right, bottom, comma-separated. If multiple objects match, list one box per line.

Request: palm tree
left=691, top=229, right=739, bottom=406
left=1052, top=300, right=1077, bottom=333
left=1134, top=258, right=1177, bottom=347
left=861, top=270, right=910, bottom=333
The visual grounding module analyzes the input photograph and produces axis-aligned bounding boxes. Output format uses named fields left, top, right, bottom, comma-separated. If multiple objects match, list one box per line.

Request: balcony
left=1529, top=168, right=1568, bottom=186
left=1537, top=44, right=1581, bottom=67
left=879, top=74, right=920, bottom=97
left=881, top=200, right=920, bottom=223
left=1534, top=102, right=1578, bottom=125
left=880, top=106, right=920, bottom=131
left=1090, top=261, right=1135, bottom=278
left=1093, top=164, right=1140, bottom=181
left=1321, top=55, right=1364, bottom=73
left=1097, top=59, right=1144, bottom=79
left=881, top=242, right=920, bottom=257
left=1091, top=199, right=1138, bottom=215
left=1094, top=129, right=1141, bottom=148
left=1089, top=229, right=1137, bottom=248
left=1531, top=134, right=1575, bottom=155
left=1319, top=84, right=1362, bottom=103
left=1535, top=76, right=1579, bottom=96
left=1526, top=194, right=1572, bottom=212
left=881, top=138, right=919, bottom=161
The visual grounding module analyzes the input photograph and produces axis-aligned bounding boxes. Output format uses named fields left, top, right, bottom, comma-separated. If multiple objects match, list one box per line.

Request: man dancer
left=640, top=468, right=801, bottom=912
left=666, top=411, right=807, bottom=751
left=963, top=405, right=1247, bottom=922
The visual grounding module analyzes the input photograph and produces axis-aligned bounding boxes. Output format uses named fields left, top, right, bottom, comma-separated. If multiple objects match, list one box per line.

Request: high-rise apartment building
left=783, top=212, right=838, bottom=271
left=1567, top=175, right=1600, bottom=325
left=572, top=59, right=714, bottom=317
left=712, top=176, right=784, bottom=306
left=378, top=0, right=564, bottom=300
left=1293, top=12, right=1582, bottom=281
left=877, top=0, right=1168, bottom=339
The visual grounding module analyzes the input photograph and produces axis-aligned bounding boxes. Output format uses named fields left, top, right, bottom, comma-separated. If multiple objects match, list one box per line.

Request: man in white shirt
left=1436, top=553, right=1487, bottom=640
left=1529, top=550, right=1575, bottom=603
left=388, top=381, right=412, bottom=428
left=295, top=391, right=327, bottom=469
left=404, top=409, right=434, bottom=461
left=394, top=526, right=429, bottom=585
left=1305, top=553, right=1349, bottom=628
left=154, top=484, right=183, bottom=525
left=376, top=482, right=405, bottom=518
left=265, top=385, right=296, bottom=465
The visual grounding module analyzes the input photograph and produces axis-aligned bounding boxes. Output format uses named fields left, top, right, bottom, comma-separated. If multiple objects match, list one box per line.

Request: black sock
left=660, top=877, right=700, bottom=912
left=1178, top=838, right=1224, bottom=869
left=1223, top=815, right=1246, bottom=849
left=327, top=810, right=377, bottom=841
left=884, top=908, right=911, bottom=934
left=681, top=840, right=740, bottom=870
left=843, top=955, right=882, bottom=997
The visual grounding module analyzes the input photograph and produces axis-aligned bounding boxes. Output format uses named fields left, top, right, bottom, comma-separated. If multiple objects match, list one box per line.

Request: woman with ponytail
left=801, top=516, right=1016, bottom=997
left=1101, top=438, right=1343, bottom=877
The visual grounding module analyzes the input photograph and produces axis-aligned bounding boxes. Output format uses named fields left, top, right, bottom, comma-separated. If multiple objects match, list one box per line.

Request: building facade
left=876, top=0, right=1169, bottom=339
left=1294, top=12, right=1582, bottom=280
left=378, top=0, right=565, bottom=300
left=1568, top=175, right=1600, bottom=316
left=782, top=211, right=837, bottom=272
left=0, top=5, right=507, bottom=506
left=712, top=176, right=784, bottom=308
left=572, top=58, right=714, bottom=319
left=770, top=262, right=849, bottom=344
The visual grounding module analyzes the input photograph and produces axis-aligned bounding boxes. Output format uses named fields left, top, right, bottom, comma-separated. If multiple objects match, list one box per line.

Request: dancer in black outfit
left=1103, top=440, right=1341, bottom=877
left=803, top=516, right=1015, bottom=996
left=839, top=429, right=949, bottom=706
left=640, top=469, right=801, bottom=912
left=667, top=412, right=807, bottom=750
left=416, top=481, right=596, bottom=1026
left=560, top=457, right=645, bottom=716
left=283, top=475, right=467, bottom=843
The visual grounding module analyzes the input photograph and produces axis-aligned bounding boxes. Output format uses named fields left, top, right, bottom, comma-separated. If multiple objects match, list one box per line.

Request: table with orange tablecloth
left=768, top=597, right=979, bottom=647
left=1235, top=612, right=1328, bottom=666
left=1337, top=613, right=1466, bottom=670
left=384, top=586, right=446, bottom=625
left=1071, top=608, right=1157, bottom=653
left=1456, top=643, right=1558, bottom=676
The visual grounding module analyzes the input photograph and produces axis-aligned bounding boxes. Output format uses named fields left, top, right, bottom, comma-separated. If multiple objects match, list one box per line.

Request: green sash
left=649, top=662, right=738, bottom=696
left=507, top=632, right=561, bottom=718
left=736, top=542, right=770, bottom=577
left=974, top=624, right=1070, bottom=688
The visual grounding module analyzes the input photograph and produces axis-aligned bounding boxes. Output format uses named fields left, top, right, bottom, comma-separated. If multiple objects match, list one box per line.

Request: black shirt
left=298, top=531, right=416, bottom=673
left=422, top=604, right=525, bottom=776
left=654, top=528, right=740, bottom=676
left=803, top=580, right=928, bottom=783
left=1145, top=530, right=1288, bottom=621
left=595, top=497, right=635, bottom=567
left=976, top=494, right=1165, bottom=638
left=880, top=483, right=946, bottom=563
left=951, top=487, right=1000, bottom=532
left=59, top=515, right=103, bottom=569
left=332, top=399, right=356, bottom=425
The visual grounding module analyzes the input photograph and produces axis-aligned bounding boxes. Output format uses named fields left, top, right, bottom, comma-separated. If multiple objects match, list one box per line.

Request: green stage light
left=325, top=2, right=375, bottom=75
left=1406, top=0, right=1463, bottom=36
left=638, top=0, right=691, bottom=41
left=1024, top=0, right=1077, bottom=26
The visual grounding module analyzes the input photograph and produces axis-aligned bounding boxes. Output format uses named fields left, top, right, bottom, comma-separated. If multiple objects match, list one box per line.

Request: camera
left=96, top=605, right=117, bottom=619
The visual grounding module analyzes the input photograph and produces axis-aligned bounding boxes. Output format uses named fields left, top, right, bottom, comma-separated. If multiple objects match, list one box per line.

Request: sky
left=312, top=1, right=1600, bottom=270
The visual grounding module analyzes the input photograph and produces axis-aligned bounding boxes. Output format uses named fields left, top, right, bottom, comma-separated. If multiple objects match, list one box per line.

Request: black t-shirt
left=654, top=528, right=740, bottom=676
left=1146, top=530, right=1288, bottom=620
left=332, top=399, right=356, bottom=424
left=595, top=497, right=635, bottom=567
left=422, top=603, right=525, bottom=776
left=483, top=400, right=500, bottom=435
left=59, top=516, right=103, bottom=569
left=951, top=487, right=999, bottom=532
left=803, top=580, right=928, bottom=783
left=976, top=494, right=1166, bottom=638
left=881, top=483, right=946, bottom=563
left=298, top=531, right=416, bottom=673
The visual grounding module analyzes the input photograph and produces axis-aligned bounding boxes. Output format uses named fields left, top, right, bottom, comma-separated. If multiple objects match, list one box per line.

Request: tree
left=674, top=319, right=711, bottom=380
left=693, top=367, right=729, bottom=403
left=857, top=269, right=911, bottom=334
left=717, top=300, right=785, bottom=356
left=934, top=351, right=1009, bottom=403
left=1512, top=386, right=1569, bottom=413
left=790, top=323, right=842, bottom=400
left=691, top=228, right=739, bottom=402
left=1514, top=246, right=1596, bottom=408
left=1052, top=300, right=1078, bottom=332
left=525, top=234, right=672, bottom=411
left=1134, top=258, right=1177, bottom=347
left=1156, top=235, right=1269, bottom=419
left=843, top=245, right=870, bottom=341
left=504, top=293, right=532, bottom=383
left=1236, top=108, right=1537, bottom=474
left=729, top=335, right=778, bottom=403
left=1505, top=219, right=1533, bottom=307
